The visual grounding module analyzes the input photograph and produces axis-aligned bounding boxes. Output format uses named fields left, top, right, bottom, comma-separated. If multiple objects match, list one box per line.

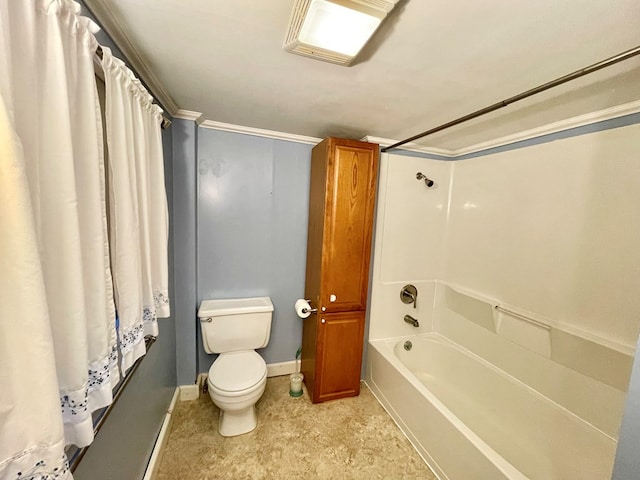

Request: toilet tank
left=198, top=297, right=273, bottom=354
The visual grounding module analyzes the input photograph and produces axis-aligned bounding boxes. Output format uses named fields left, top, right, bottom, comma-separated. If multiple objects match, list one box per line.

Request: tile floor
left=156, top=376, right=437, bottom=479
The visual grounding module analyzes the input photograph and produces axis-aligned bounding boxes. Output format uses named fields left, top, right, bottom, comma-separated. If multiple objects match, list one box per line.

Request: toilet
left=198, top=296, right=273, bottom=437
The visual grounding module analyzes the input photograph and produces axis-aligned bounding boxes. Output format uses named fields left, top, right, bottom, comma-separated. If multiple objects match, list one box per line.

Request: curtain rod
left=95, top=46, right=171, bottom=129
left=381, top=45, right=640, bottom=153
left=82, top=0, right=172, bottom=128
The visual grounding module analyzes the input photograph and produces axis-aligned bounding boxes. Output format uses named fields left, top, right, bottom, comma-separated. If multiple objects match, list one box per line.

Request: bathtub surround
left=367, top=120, right=640, bottom=478
left=156, top=376, right=436, bottom=479
left=372, top=122, right=640, bottom=348
left=613, top=330, right=640, bottom=479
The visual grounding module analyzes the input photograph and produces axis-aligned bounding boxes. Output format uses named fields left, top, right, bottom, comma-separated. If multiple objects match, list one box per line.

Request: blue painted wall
left=170, top=125, right=312, bottom=380
left=172, top=119, right=198, bottom=385
left=196, top=130, right=312, bottom=372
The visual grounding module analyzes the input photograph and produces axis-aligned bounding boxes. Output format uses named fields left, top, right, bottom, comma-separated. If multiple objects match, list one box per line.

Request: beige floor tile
left=157, top=376, right=437, bottom=479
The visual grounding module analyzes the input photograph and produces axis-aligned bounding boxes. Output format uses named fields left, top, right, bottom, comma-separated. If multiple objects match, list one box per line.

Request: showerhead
left=416, top=172, right=434, bottom=187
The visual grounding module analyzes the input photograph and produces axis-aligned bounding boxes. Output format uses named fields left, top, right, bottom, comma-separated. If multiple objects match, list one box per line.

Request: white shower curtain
left=0, top=0, right=168, bottom=476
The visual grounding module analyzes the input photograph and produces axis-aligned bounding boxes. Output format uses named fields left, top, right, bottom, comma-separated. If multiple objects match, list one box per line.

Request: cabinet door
left=314, top=310, right=365, bottom=403
left=321, top=139, right=378, bottom=312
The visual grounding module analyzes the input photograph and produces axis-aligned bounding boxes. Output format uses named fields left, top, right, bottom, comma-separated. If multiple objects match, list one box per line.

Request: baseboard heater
left=68, top=335, right=157, bottom=472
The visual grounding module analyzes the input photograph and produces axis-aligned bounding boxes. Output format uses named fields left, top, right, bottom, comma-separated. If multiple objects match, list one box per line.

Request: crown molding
left=371, top=100, right=640, bottom=158
left=173, top=110, right=204, bottom=122
left=83, top=0, right=179, bottom=116
left=190, top=101, right=640, bottom=150
left=361, top=136, right=454, bottom=157
left=449, top=100, right=640, bottom=157
left=199, top=120, right=322, bottom=145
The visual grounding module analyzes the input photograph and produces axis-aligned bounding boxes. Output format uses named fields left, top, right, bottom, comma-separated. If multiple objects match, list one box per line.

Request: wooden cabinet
left=301, top=137, right=378, bottom=403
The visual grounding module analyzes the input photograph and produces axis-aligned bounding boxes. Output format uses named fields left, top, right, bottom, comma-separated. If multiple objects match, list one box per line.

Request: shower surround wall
left=367, top=120, right=640, bottom=478
left=446, top=124, right=640, bottom=349
left=372, top=121, right=640, bottom=352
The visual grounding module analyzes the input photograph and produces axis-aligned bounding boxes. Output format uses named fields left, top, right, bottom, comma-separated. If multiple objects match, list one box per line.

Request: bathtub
left=365, top=333, right=617, bottom=480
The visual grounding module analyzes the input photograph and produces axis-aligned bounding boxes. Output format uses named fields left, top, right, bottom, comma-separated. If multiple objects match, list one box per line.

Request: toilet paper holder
left=302, top=299, right=317, bottom=314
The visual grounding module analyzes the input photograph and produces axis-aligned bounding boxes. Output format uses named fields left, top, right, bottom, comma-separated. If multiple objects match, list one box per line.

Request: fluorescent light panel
left=284, top=0, right=399, bottom=66
left=299, top=1, right=382, bottom=57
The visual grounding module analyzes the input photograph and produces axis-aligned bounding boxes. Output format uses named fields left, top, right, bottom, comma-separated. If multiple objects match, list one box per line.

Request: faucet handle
left=400, top=284, right=418, bottom=308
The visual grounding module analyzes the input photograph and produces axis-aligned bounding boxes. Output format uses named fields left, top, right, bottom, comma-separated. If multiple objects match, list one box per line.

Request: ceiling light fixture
left=284, top=0, right=399, bottom=66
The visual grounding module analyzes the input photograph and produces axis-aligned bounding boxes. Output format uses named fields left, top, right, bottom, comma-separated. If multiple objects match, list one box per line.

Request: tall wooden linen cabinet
left=301, top=137, right=379, bottom=403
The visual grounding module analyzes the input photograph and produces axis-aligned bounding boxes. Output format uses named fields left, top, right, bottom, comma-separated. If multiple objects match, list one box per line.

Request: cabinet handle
left=321, top=318, right=326, bottom=324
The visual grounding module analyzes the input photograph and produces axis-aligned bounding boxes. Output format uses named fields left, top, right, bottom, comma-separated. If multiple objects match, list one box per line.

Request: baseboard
left=179, top=384, right=200, bottom=401
left=266, top=360, right=297, bottom=377
left=142, top=388, right=179, bottom=480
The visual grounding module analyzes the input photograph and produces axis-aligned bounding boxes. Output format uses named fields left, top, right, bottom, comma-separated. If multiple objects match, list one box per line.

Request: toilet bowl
left=198, top=296, right=274, bottom=437
left=207, top=350, right=268, bottom=436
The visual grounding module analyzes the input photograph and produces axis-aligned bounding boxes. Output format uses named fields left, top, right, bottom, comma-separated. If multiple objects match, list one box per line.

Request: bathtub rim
left=376, top=332, right=616, bottom=438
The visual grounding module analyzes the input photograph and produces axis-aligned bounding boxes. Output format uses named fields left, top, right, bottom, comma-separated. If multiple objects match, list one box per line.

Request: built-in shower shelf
left=441, top=283, right=634, bottom=392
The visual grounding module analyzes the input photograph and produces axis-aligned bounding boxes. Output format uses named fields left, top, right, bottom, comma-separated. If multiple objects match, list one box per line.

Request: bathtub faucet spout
left=404, top=314, right=420, bottom=327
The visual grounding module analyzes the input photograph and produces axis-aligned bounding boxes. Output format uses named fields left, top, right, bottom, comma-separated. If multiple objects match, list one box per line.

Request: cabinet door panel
left=321, top=141, right=378, bottom=312
left=315, top=311, right=365, bottom=402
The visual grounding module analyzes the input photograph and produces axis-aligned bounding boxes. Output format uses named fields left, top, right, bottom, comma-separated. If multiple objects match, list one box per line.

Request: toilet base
left=218, top=406, right=258, bottom=437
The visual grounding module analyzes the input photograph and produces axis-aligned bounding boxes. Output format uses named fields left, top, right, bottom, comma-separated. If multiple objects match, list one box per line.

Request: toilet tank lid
left=198, top=296, right=273, bottom=317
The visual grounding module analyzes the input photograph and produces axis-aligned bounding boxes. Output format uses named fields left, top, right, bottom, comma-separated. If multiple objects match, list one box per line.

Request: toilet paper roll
left=295, top=299, right=311, bottom=319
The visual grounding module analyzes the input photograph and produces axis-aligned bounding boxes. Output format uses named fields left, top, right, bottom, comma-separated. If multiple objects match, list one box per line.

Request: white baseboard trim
left=179, top=384, right=200, bottom=401
left=266, top=360, right=298, bottom=377
left=142, top=388, right=179, bottom=480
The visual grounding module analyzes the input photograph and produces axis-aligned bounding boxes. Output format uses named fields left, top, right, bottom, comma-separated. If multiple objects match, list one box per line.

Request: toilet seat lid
left=209, top=350, right=267, bottom=392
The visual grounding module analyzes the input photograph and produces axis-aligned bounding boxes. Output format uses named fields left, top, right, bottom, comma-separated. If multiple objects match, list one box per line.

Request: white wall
left=371, top=123, right=640, bottom=348
left=368, top=154, right=451, bottom=339
left=446, top=123, right=640, bottom=349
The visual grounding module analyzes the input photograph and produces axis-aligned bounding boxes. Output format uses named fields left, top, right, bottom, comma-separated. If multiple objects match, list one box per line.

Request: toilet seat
left=208, top=350, right=267, bottom=394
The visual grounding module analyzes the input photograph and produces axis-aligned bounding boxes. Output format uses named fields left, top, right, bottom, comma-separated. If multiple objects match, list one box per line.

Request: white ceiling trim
left=368, top=100, right=640, bottom=157
left=83, top=0, right=179, bottom=115
left=451, top=99, right=640, bottom=157
left=173, top=109, right=204, bottom=122
left=361, top=136, right=454, bottom=157
left=181, top=100, right=639, bottom=154
left=199, top=119, right=322, bottom=145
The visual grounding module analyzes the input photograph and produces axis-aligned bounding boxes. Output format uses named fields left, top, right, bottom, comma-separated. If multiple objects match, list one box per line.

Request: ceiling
left=86, top=0, right=640, bottom=152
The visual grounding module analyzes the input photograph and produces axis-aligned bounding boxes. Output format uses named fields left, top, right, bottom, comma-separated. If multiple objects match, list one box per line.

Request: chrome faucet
left=404, top=315, right=420, bottom=327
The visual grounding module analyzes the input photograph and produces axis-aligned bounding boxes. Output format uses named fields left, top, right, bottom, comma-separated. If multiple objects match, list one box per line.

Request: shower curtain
left=0, top=0, right=169, bottom=477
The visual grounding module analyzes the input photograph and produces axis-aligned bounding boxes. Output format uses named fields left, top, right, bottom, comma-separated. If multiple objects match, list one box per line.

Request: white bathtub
left=366, top=333, right=617, bottom=480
